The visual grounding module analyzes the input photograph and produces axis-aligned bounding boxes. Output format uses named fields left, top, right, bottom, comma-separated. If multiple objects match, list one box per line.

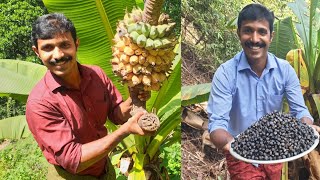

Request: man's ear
left=75, top=39, right=80, bottom=51
left=270, top=31, right=275, bottom=41
left=32, top=46, right=40, bottom=57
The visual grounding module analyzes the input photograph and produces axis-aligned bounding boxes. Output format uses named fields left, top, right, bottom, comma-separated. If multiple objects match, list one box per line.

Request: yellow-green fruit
left=147, top=55, right=156, bottom=66
left=137, top=34, right=147, bottom=47
left=130, top=31, right=140, bottom=43
left=141, top=23, right=151, bottom=37
left=153, top=39, right=162, bottom=49
left=129, top=43, right=139, bottom=50
left=125, top=64, right=133, bottom=74
left=155, top=56, right=162, bottom=65
left=145, top=38, right=154, bottom=50
left=133, top=64, right=142, bottom=74
left=127, top=23, right=136, bottom=33
left=157, top=24, right=167, bottom=38
left=131, top=75, right=141, bottom=85
left=120, top=54, right=130, bottom=63
left=148, top=49, right=158, bottom=56
left=142, top=75, right=151, bottom=86
left=124, top=46, right=134, bottom=56
left=135, top=48, right=142, bottom=56
left=129, top=55, right=139, bottom=65
left=159, top=73, right=166, bottom=82
left=151, top=73, right=161, bottom=83
left=149, top=26, right=159, bottom=39
left=138, top=56, right=146, bottom=64
left=141, top=49, right=148, bottom=57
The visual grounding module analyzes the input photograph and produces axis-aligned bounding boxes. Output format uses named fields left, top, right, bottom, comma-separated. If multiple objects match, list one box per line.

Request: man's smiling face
left=237, top=19, right=273, bottom=63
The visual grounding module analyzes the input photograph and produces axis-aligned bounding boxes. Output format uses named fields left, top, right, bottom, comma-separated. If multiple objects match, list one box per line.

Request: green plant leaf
left=269, top=17, right=299, bottom=60
left=111, top=149, right=128, bottom=166
left=0, top=59, right=46, bottom=102
left=42, top=0, right=138, bottom=98
left=0, top=115, right=30, bottom=139
left=128, top=153, right=146, bottom=180
left=181, top=83, right=211, bottom=106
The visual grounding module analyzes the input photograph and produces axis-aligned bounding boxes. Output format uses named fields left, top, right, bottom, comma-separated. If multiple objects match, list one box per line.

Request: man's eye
left=61, top=43, right=71, bottom=48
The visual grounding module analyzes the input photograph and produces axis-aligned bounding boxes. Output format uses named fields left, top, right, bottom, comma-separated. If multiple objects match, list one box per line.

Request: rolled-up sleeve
left=285, top=64, right=313, bottom=121
left=207, top=65, right=234, bottom=133
left=26, top=100, right=82, bottom=174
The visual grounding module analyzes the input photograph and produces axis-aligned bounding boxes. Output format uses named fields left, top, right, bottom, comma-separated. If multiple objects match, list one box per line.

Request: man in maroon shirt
left=26, top=13, right=149, bottom=179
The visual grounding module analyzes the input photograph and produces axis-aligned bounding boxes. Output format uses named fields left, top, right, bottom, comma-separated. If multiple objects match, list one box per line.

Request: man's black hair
left=31, top=13, right=77, bottom=48
left=237, top=4, right=274, bottom=32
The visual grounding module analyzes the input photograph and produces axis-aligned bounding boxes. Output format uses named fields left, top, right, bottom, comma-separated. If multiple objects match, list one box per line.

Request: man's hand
left=124, top=111, right=154, bottom=136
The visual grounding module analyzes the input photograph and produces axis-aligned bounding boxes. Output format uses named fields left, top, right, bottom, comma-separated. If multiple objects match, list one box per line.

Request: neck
left=247, top=57, right=267, bottom=78
left=63, top=64, right=81, bottom=90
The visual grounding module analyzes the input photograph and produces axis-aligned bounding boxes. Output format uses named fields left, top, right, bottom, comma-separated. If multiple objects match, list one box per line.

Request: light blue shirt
left=207, top=51, right=313, bottom=137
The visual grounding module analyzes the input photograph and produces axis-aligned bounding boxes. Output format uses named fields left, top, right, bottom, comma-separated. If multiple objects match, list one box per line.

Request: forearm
left=210, top=129, right=234, bottom=151
left=76, top=123, right=131, bottom=173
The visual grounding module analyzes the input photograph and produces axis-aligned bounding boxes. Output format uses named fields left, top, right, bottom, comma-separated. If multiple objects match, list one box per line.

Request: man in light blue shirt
left=207, top=3, right=313, bottom=180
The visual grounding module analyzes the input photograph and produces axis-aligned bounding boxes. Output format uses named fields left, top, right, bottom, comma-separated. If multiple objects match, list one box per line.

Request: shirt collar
left=237, top=50, right=278, bottom=72
left=45, top=63, right=92, bottom=92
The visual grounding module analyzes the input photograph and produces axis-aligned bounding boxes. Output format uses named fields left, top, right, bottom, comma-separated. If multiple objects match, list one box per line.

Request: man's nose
left=251, top=32, right=259, bottom=43
left=52, top=47, right=64, bottom=59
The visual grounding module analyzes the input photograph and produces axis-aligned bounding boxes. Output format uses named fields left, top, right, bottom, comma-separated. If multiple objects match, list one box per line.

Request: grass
left=0, top=136, right=47, bottom=179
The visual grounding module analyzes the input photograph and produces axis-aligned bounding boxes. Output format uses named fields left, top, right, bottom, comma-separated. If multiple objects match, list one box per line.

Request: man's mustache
left=244, top=41, right=266, bottom=48
left=49, top=56, right=72, bottom=65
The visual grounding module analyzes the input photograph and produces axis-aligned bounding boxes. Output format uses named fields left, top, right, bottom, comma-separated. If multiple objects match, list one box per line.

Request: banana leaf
left=0, top=115, right=30, bottom=139
left=42, top=0, right=139, bottom=98
left=269, top=17, right=299, bottom=60
left=0, top=59, right=46, bottom=102
left=181, top=83, right=211, bottom=106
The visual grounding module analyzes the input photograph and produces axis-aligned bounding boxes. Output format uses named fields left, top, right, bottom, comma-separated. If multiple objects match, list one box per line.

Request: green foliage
left=0, top=0, right=47, bottom=62
left=0, top=136, right=47, bottom=179
left=163, top=0, right=181, bottom=36
left=160, top=142, right=181, bottom=179
left=0, top=97, right=25, bottom=120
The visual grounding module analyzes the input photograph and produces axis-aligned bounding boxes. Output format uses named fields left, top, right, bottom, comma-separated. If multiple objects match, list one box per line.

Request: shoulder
left=215, top=52, right=241, bottom=77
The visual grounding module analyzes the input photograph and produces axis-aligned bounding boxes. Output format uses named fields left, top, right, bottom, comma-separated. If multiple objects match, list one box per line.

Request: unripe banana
left=111, top=57, right=120, bottom=64
left=141, top=49, right=148, bottom=57
left=145, top=38, right=154, bottom=50
left=148, top=49, right=158, bottom=56
left=127, top=23, right=136, bottom=33
left=137, top=34, right=147, bottom=48
left=149, top=26, right=159, bottom=39
left=130, top=31, right=140, bottom=43
left=151, top=83, right=161, bottom=91
left=141, top=23, right=151, bottom=37
left=153, top=39, right=163, bottom=49
left=155, top=56, right=163, bottom=65
left=131, top=75, right=141, bottom=85
left=129, top=43, right=139, bottom=50
left=142, top=75, right=151, bottom=86
left=147, top=55, right=156, bottom=66
left=165, top=22, right=176, bottom=35
left=120, top=54, right=130, bottom=63
left=138, top=56, right=146, bottom=64
left=129, top=55, right=139, bottom=65
left=135, top=48, right=142, bottom=56
left=161, top=38, right=172, bottom=48
left=135, top=23, right=142, bottom=34
left=125, top=64, right=133, bottom=73
left=151, top=73, right=161, bottom=83
left=124, top=46, right=134, bottom=56
left=133, top=64, right=142, bottom=74
left=157, top=24, right=167, bottom=38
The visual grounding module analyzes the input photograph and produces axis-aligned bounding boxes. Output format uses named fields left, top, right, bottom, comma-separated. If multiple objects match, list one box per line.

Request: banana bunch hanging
left=112, top=8, right=177, bottom=91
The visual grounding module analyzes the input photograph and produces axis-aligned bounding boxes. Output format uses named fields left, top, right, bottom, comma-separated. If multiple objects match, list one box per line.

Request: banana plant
left=0, top=0, right=180, bottom=179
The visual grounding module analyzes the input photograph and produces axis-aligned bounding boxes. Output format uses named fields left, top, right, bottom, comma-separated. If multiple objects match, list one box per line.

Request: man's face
left=237, top=19, right=273, bottom=63
left=32, top=32, right=79, bottom=78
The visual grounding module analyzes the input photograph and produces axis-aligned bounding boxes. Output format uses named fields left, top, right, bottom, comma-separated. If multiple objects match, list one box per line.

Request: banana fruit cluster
left=112, top=8, right=177, bottom=91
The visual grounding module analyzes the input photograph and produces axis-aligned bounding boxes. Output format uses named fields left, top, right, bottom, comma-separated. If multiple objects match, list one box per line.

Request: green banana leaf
left=0, top=59, right=46, bottom=102
left=0, top=115, right=31, bottom=139
left=287, top=0, right=320, bottom=78
left=269, top=17, right=299, bottom=60
left=42, top=0, right=139, bottom=98
left=181, top=83, right=211, bottom=106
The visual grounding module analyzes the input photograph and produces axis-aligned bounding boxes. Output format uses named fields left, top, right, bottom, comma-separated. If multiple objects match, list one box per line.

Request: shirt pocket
left=268, top=94, right=284, bottom=111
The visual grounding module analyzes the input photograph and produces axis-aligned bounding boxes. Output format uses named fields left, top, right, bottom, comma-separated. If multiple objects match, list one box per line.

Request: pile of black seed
left=231, top=111, right=318, bottom=160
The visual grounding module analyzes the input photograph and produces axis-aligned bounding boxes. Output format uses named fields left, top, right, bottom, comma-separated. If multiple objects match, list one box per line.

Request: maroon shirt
left=26, top=64, right=123, bottom=176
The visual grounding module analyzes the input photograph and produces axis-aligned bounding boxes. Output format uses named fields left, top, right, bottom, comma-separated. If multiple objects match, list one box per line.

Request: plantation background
left=0, top=0, right=181, bottom=179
